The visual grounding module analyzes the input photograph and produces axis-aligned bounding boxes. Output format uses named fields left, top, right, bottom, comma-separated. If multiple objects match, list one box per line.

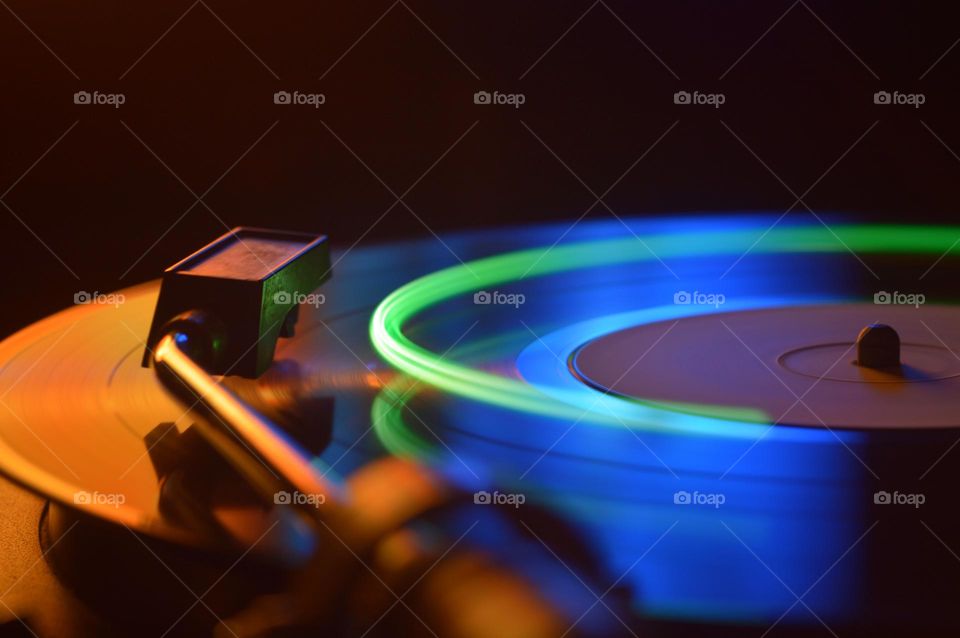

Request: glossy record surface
left=1, top=216, right=960, bottom=634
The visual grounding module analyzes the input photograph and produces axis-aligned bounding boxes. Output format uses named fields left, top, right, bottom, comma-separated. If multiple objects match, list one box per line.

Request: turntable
left=1, top=215, right=959, bottom=637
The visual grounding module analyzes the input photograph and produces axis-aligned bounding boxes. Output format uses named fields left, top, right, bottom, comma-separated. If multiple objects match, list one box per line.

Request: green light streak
left=371, top=376, right=437, bottom=460
left=370, top=224, right=957, bottom=432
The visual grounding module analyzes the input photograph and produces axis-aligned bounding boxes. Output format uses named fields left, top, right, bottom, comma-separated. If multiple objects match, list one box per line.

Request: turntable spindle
left=855, top=323, right=901, bottom=369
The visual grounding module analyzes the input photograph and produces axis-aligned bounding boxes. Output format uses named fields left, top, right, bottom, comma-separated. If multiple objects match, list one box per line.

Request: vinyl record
left=2, top=215, right=960, bottom=635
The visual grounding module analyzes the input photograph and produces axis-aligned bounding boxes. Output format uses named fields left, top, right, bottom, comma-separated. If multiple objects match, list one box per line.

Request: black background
left=1, top=1, right=959, bottom=337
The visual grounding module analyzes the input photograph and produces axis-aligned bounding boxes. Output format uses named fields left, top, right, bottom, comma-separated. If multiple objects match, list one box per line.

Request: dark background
left=1, top=1, right=959, bottom=338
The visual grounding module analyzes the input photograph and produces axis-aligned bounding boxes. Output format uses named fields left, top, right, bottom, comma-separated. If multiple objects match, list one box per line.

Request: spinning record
left=1, top=215, right=960, bottom=636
